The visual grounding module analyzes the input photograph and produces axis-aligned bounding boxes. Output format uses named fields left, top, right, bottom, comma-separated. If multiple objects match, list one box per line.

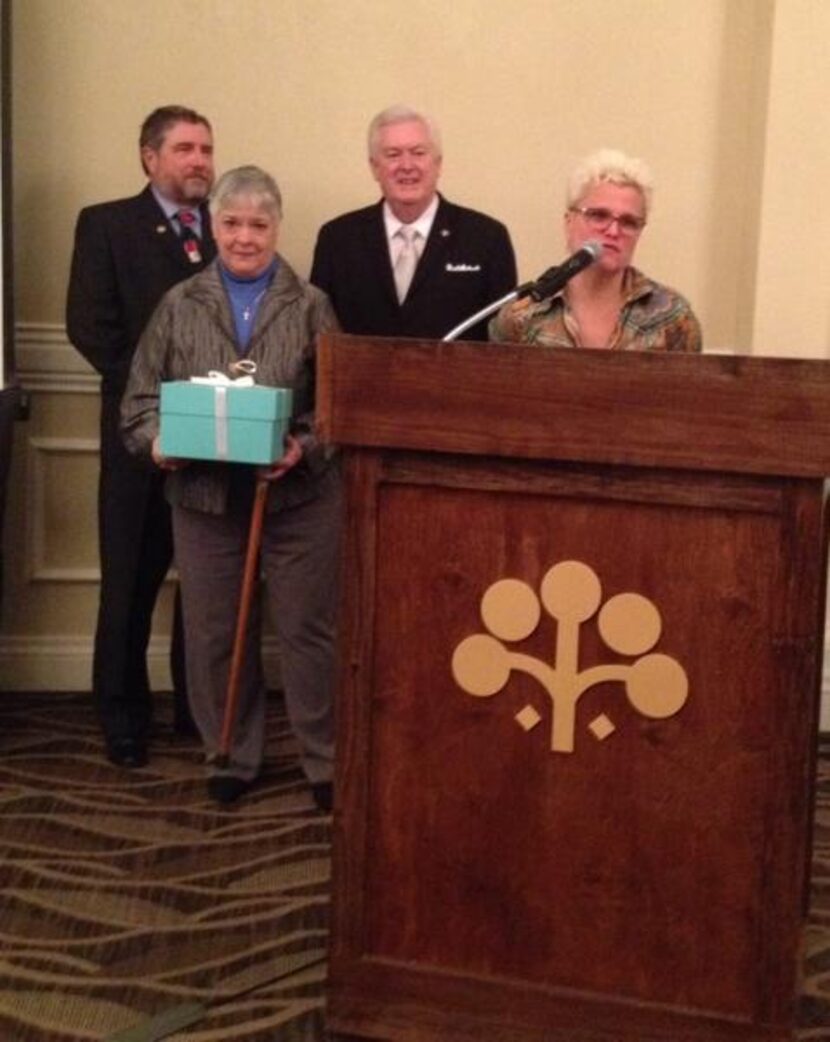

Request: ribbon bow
left=190, top=369, right=256, bottom=388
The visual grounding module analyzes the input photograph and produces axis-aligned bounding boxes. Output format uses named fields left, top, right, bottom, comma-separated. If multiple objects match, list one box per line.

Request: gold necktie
left=394, top=226, right=421, bottom=303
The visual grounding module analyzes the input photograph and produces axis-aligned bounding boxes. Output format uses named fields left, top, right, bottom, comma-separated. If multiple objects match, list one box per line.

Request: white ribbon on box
left=189, top=370, right=256, bottom=462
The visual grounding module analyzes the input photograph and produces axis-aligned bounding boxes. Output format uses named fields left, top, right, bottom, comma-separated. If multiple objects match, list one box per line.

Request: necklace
left=242, top=288, right=268, bottom=323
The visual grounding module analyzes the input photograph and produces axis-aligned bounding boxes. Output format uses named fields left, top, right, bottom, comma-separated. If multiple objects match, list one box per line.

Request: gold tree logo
left=451, top=560, right=689, bottom=754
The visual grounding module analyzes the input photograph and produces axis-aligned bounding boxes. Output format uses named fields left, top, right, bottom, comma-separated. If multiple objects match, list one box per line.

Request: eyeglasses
left=570, top=206, right=646, bottom=234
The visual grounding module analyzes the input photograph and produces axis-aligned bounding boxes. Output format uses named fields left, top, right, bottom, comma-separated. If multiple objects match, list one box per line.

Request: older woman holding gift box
left=121, top=165, right=340, bottom=810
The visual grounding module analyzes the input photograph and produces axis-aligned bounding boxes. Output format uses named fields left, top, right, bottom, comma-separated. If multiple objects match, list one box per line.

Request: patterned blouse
left=489, top=267, right=702, bottom=353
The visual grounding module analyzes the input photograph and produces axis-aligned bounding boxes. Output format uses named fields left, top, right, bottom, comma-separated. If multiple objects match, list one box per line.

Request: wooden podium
left=316, top=333, right=830, bottom=1042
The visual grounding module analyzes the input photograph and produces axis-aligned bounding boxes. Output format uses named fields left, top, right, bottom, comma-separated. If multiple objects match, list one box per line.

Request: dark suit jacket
left=65, top=185, right=217, bottom=723
left=67, top=185, right=217, bottom=395
left=309, top=195, right=517, bottom=342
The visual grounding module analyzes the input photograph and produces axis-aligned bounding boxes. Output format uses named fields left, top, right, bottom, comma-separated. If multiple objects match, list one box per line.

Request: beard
left=180, top=175, right=212, bottom=202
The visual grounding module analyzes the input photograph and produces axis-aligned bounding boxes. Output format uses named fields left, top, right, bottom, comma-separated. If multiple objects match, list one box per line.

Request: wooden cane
left=216, top=476, right=270, bottom=768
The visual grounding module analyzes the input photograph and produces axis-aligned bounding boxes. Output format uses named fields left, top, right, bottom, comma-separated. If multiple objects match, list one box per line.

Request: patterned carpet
left=0, top=692, right=331, bottom=1042
left=3, top=695, right=830, bottom=1041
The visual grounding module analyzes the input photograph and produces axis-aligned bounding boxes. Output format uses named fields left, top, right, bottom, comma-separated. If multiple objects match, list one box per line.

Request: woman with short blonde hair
left=490, top=148, right=701, bottom=353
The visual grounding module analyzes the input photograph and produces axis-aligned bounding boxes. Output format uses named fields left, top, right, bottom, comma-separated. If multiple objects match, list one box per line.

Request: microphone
left=441, top=241, right=602, bottom=342
left=519, top=241, right=603, bottom=302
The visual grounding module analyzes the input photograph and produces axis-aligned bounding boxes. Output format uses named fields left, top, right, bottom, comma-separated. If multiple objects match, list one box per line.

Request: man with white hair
left=310, top=104, right=516, bottom=341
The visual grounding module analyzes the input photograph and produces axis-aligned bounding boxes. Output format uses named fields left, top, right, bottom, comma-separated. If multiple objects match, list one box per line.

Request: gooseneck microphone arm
left=441, top=287, right=522, bottom=343
left=442, top=241, right=602, bottom=343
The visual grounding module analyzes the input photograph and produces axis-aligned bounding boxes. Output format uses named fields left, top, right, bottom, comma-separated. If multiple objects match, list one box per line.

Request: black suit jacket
left=66, top=185, right=217, bottom=395
left=309, top=196, right=516, bottom=341
left=65, top=185, right=218, bottom=722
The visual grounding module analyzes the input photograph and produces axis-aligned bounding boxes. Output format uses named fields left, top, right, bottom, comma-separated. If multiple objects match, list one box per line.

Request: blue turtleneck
left=218, top=258, right=278, bottom=353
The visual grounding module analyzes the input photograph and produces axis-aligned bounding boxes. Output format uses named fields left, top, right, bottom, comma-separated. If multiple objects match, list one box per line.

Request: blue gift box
left=160, top=381, right=294, bottom=465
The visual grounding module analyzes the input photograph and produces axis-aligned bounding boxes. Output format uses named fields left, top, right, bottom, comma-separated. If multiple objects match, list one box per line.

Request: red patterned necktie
left=176, top=209, right=202, bottom=264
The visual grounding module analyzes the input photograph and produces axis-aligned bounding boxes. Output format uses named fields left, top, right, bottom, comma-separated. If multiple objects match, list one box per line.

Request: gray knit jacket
left=121, top=257, right=339, bottom=515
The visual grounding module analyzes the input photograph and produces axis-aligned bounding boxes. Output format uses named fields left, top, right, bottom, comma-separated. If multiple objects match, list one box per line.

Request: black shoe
left=106, top=738, right=148, bottom=769
left=311, top=782, right=333, bottom=813
left=207, top=775, right=252, bottom=805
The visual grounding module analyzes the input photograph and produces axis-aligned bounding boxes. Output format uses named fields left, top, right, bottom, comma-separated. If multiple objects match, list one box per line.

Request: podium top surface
left=317, top=334, right=830, bottom=479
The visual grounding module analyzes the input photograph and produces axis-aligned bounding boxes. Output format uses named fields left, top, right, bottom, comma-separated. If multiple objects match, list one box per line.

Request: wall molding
left=16, top=322, right=99, bottom=393
left=0, top=634, right=282, bottom=692
left=5, top=324, right=289, bottom=693
left=27, top=435, right=100, bottom=582
left=9, top=323, right=829, bottom=728
left=2, top=631, right=826, bottom=731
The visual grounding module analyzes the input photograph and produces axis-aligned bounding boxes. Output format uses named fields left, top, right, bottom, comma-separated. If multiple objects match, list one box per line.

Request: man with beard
left=67, top=105, right=216, bottom=767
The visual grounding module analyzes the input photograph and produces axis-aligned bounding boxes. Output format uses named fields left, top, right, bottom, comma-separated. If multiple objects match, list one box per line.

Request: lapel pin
left=440, top=228, right=450, bottom=237
left=156, top=224, right=168, bottom=234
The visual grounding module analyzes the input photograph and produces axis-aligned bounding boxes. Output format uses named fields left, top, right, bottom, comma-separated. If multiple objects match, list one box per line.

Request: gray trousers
left=172, top=466, right=342, bottom=784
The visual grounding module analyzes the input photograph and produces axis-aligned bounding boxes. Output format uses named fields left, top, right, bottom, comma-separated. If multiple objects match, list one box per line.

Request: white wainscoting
left=16, top=322, right=100, bottom=395
left=0, top=634, right=283, bottom=692
left=0, top=324, right=286, bottom=690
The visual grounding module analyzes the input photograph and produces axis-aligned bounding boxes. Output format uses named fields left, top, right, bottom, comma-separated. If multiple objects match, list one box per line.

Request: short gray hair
left=367, top=104, right=442, bottom=159
left=209, top=165, right=283, bottom=219
left=566, top=148, right=653, bottom=215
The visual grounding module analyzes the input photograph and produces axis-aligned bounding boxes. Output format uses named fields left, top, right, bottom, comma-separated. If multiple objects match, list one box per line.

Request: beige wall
left=10, top=0, right=779, bottom=345
left=14, top=0, right=830, bottom=352
left=752, top=0, right=830, bottom=356
left=4, top=0, right=830, bottom=690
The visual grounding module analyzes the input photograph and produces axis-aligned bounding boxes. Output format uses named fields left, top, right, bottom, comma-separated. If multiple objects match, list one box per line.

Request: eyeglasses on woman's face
left=570, top=206, right=646, bottom=235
